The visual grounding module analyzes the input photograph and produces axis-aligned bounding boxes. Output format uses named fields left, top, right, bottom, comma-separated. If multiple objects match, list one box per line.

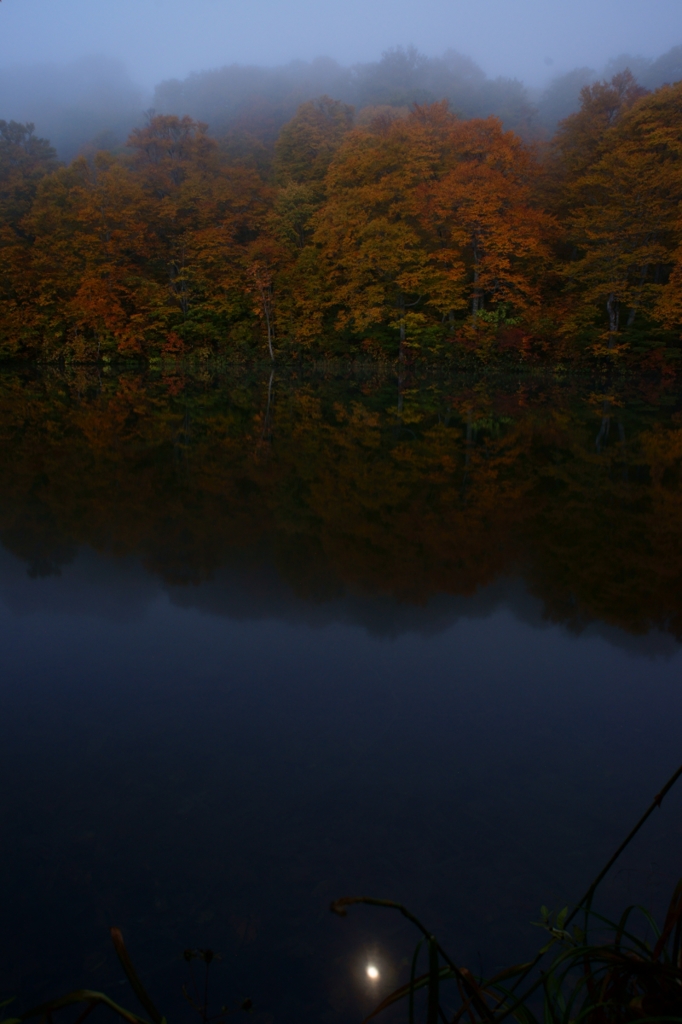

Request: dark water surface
left=1, top=368, right=682, bottom=1023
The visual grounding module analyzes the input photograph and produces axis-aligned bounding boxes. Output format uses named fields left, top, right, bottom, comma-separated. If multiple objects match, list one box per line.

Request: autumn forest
left=1, top=69, right=682, bottom=366
left=4, top=16, right=682, bottom=1020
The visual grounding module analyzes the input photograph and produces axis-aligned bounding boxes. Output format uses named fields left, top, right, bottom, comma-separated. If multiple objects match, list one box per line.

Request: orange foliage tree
left=0, top=80, right=681, bottom=363
left=561, top=80, right=682, bottom=340
left=311, top=103, right=551, bottom=358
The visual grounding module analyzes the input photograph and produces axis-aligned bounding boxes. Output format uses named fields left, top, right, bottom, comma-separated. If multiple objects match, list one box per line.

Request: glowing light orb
left=366, top=965, right=380, bottom=981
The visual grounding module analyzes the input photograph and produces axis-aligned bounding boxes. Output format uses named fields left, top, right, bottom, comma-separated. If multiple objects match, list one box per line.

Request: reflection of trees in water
left=0, top=369, right=680, bottom=638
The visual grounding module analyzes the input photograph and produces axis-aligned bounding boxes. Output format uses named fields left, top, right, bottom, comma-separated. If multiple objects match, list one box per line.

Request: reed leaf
left=110, top=929, right=165, bottom=1024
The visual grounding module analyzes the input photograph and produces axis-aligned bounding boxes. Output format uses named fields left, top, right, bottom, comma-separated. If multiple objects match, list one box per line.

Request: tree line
left=0, top=70, right=681, bottom=364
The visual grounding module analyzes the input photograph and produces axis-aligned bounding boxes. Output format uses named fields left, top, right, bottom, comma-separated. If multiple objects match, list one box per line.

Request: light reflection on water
left=0, top=372, right=681, bottom=1022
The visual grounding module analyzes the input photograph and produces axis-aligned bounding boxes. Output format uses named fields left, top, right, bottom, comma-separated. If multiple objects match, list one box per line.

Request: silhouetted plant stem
left=568, top=761, right=682, bottom=931
left=330, top=897, right=494, bottom=1021
left=110, top=928, right=164, bottom=1024
left=332, top=760, right=682, bottom=1024
left=15, top=990, right=152, bottom=1024
left=491, top=760, right=682, bottom=1021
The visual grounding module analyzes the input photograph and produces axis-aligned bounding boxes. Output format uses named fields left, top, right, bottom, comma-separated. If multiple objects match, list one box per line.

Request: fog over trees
left=0, top=57, right=144, bottom=161
left=534, top=44, right=682, bottom=130
left=0, top=43, right=680, bottom=160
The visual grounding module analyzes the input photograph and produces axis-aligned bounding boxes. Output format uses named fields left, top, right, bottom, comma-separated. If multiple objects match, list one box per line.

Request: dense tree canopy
left=0, top=74, right=681, bottom=364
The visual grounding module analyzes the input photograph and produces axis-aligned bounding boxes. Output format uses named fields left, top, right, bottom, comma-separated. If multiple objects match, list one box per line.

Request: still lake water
left=1, top=368, right=682, bottom=1023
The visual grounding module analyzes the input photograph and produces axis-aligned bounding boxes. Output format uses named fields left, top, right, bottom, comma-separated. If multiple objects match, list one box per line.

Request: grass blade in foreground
left=0, top=931, right=163, bottom=1024
left=332, top=761, right=682, bottom=1024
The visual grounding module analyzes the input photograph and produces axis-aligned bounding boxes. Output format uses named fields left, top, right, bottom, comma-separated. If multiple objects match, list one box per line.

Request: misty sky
left=0, top=0, right=680, bottom=88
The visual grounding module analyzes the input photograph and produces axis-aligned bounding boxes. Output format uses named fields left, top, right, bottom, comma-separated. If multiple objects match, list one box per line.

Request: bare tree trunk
left=626, top=264, right=649, bottom=327
left=398, top=292, right=406, bottom=363
left=606, top=292, right=619, bottom=343
left=471, top=239, right=481, bottom=320
left=472, top=266, right=480, bottom=319
left=264, top=306, right=275, bottom=363
left=259, top=283, right=275, bottom=362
